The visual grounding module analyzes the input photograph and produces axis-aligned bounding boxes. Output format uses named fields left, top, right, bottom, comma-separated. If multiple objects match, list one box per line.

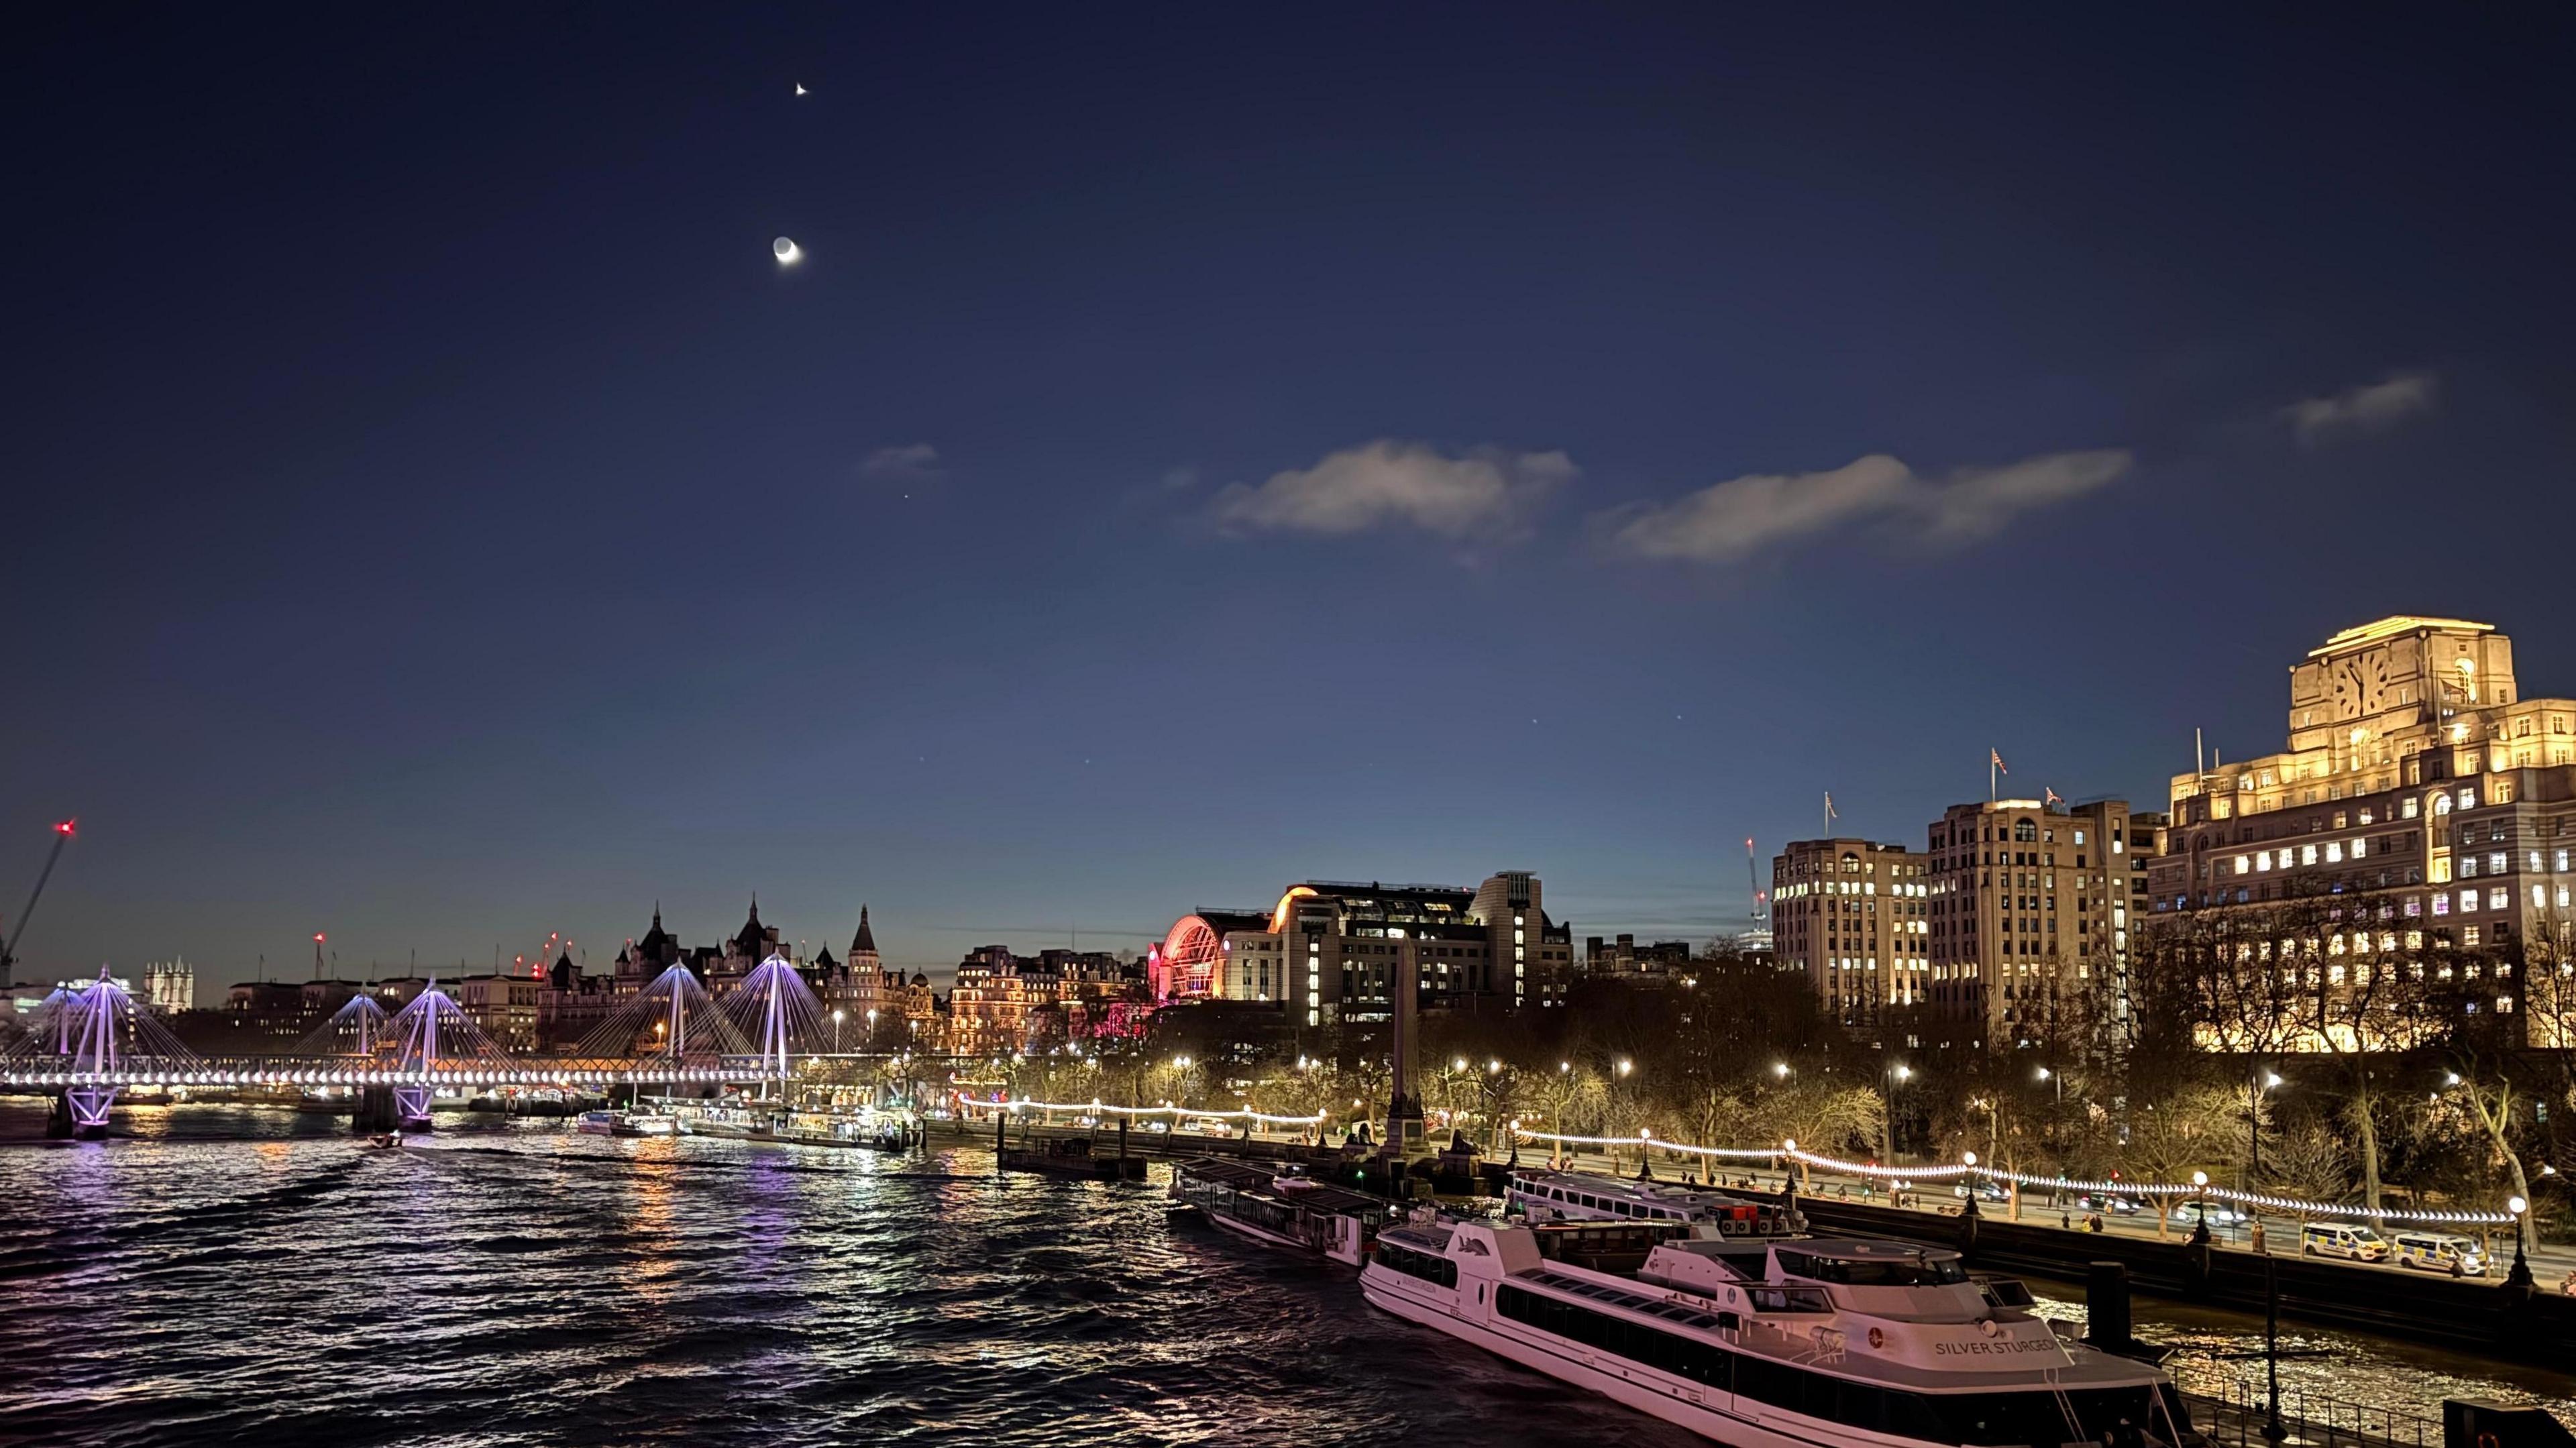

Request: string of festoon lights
left=1513, top=1127, right=2520, bottom=1227
left=955, top=1095, right=1328, bottom=1127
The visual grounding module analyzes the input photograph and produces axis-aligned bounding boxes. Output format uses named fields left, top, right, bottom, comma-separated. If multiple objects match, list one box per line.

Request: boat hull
left=1360, top=1275, right=1837, bottom=1448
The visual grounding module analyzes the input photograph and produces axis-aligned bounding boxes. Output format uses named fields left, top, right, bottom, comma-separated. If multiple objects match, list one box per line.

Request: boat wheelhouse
left=1362, top=1218, right=2198, bottom=1448
left=1508, top=1169, right=1805, bottom=1239
left=1170, top=1156, right=1393, bottom=1266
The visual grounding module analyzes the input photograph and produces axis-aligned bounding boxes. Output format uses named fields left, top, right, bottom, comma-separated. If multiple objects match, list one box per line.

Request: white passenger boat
left=1169, top=1157, right=1395, bottom=1266
left=1361, top=1217, right=2200, bottom=1448
left=1508, top=1168, right=1805, bottom=1239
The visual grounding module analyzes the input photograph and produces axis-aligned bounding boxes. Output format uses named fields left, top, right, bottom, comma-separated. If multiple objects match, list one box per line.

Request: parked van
left=2300, top=1221, right=2390, bottom=1262
left=2392, top=1231, right=2485, bottom=1276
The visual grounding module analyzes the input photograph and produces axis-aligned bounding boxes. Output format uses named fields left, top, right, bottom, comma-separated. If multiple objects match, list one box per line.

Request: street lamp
left=1883, top=1062, right=1911, bottom=1164
left=1615, top=1058, right=1633, bottom=1078
left=1773, top=1061, right=1790, bottom=1079
left=832, top=1007, right=845, bottom=1054
left=2507, top=1195, right=2534, bottom=1288
left=2250, top=1069, right=2283, bottom=1190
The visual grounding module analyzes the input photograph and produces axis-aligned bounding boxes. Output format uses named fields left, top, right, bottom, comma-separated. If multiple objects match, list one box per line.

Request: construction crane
left=0, top=820, right=77, bottom=992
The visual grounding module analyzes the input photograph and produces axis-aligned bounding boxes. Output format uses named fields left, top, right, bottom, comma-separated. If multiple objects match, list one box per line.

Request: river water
left=1, top=1103, right=2565, bottom=1447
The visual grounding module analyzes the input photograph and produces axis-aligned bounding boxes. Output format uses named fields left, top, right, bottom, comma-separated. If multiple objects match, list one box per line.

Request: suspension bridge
left=1, top=952, right=848, bottom=1138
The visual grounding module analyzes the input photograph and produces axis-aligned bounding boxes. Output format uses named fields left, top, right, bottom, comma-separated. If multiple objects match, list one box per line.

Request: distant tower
left=848, top=905, right=885, bottom=1041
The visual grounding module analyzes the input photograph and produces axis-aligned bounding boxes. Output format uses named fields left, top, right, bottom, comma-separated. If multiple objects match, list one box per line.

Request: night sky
left=9, top=7, right=2573, bottom=994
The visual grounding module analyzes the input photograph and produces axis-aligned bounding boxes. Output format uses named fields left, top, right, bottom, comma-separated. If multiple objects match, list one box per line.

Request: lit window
left=2489, top=888, right=2508, bottom=911
left=2491, top=852, right=2509, bottom=875
left=2432, top=895, right=2451, bottom=916
left=2325, top=842, right=2344, bottom=864
left=2460, top=889, right=2478, bottom=913
left=2235, top=855, right=2252, bottom=875
left=2459, top=788, right=2477, bottom=810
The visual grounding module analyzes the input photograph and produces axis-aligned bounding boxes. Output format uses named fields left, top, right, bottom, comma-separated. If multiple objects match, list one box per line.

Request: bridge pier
left=394, top=1084, right=435, bottom=1133
left=51, top=1086, right=115, bottom=1140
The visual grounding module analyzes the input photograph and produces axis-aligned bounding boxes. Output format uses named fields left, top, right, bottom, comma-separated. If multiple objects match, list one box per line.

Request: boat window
left=1496, top=1286, right=1733, bottom=1390
left=2064, top=1386, right=2174, bottom=1443
left=1375, top=1241, right=1458, bottom=1289
left=1776, top=1247, right=1966, bottom=1286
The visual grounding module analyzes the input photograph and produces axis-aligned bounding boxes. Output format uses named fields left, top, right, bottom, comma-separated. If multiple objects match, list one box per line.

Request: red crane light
left=54, top=820, right=76, bottom=836
left=314, top=932, right=326, bottom=944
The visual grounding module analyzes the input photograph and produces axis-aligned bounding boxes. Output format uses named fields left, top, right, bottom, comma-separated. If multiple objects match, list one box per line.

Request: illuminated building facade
left=1925, top=799, right=2151, bottom=1050
left=2147, top=616, right=2572, bottom=1035
left=1770, top=838, right=1929, bottom=1029
left=1153, top=873, right=1574, bottom=1023
left=141, top=958, right=193, bottom=1013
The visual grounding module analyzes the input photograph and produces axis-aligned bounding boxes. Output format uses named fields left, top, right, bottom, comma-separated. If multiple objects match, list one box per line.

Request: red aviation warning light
left=54, top=820, right=76, bottom=837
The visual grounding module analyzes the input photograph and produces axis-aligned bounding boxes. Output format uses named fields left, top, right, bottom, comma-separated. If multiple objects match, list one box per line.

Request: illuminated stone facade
left=1770, top=839, right=1929, bottom=1029
left=1925, top=799, right=2152, bottom=1050
left=2146, top=616, right=2573, bottom=1038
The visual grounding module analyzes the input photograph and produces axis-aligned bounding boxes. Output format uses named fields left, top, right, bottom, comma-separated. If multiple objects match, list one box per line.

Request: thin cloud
left=1210, top=440, right=1575, bottom=541
left=1598, top=449, right=2131, bottom=563
left=861, top=443, right=942, bottom=480
left=2280, top=372, right=2437, bottom=447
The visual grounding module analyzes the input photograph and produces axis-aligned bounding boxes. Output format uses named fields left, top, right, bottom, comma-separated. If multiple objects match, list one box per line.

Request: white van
left=2300, top=1221, right=2390, bottom=1262
left=2392, top=1231, right=2485, bottom=1276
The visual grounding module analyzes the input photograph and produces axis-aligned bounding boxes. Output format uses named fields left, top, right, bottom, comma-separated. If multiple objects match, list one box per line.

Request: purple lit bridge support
left=1, top=967, right=208, bottom=1139
left=384, top=979, right=510, bottom=1133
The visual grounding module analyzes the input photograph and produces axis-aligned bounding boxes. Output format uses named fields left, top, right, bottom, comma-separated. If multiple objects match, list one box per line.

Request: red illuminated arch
left=1152, top=915, right=1225, bottom=1001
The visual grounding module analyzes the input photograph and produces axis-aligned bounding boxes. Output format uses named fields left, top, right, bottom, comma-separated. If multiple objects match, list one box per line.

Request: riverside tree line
left=993, top=901, right=2573, bottom=1250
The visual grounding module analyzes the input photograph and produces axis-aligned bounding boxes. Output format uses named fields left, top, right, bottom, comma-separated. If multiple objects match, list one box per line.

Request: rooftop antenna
left=313, top=932, right=326, bottom=981
left=0, top=819, right=76, bottom=992
left=2196, top=726, right=2206, bottom=778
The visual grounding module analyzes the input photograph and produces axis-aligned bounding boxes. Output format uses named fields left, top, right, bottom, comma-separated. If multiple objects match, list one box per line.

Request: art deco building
left=1924, top=799, right=2152, bottom=1051
left=2147, top=616, right=2571, bottom=1037
left=1153, top=873, right=1575, bottom=1025
left=1770, top=839, right=1931, bottom=1029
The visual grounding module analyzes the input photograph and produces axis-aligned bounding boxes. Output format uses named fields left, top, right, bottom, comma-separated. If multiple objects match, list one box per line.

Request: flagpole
left=1989, top=753, right=1996, bottom=803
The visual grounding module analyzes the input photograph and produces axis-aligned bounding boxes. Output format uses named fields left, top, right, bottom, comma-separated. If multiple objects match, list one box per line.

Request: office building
left=1771, top=838, right=1931, bottom=1029
left=1152, top=872, right=1575, bottom=1024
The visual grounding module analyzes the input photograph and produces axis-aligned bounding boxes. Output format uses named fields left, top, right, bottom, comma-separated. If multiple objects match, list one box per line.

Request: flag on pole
left=2045, top=786, right=2063, bottom=806
left=1990, top=748, right=2008, bottom=775
left=1825, top=791, right=1838, bottom=821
